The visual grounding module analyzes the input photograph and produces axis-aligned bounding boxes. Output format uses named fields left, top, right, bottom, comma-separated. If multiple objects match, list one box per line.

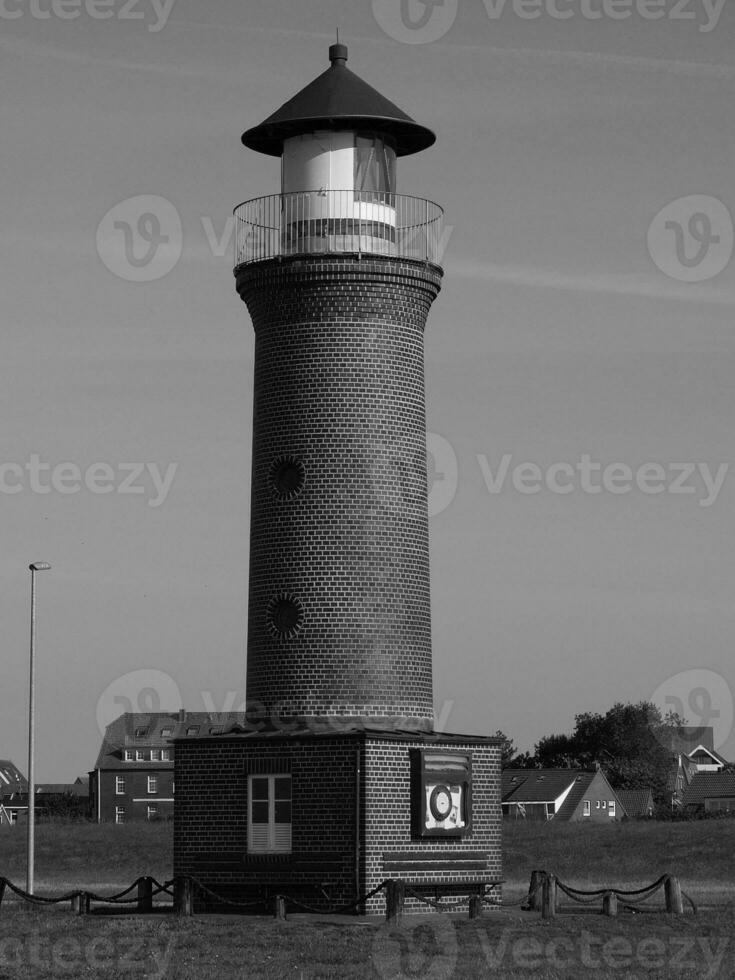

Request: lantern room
left=236, top=44, right=442, bottom=262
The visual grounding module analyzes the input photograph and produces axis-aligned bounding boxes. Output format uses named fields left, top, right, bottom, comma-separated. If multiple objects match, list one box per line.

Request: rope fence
left=0, top=871, right=694, bottom=921
left=521, top=870, right=695, bottom=918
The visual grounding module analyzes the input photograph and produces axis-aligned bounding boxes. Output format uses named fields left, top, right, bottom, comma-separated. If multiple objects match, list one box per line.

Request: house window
left=161, top=728, right=173, bottom=737
left=135, top=727, right=148, bottom=738
left=147, top=776, right=158, bottom=794
left=248, top=775, right=292, bottom=854
left=147, top=804, right=158, bottom=821
left=135, top=750, right=144, bottom=762
left=186, top=726, right=199, bottom=736
left=583, top=800, right=590, bottom=816
left=596, top=801, right=600, bottom=809
left=609, top=801, right=615, bottom=815
left=124, top=750, right=133, bottom=761
left=115, top=776, right=125, bottom=795
left=161, top=749, right=171, bottom=761
left=150, top=749, right=160, bottom=761
left=115, top=806, right=125, bottom=824
left=602, top=801, right=607, bottom=809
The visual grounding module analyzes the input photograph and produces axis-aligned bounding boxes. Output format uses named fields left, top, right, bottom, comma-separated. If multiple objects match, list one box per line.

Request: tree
left=528, top=701, right=687, bottom=808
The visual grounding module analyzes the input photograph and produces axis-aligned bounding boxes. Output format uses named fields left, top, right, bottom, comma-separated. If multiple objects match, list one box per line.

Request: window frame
left=583, top=800, right=590, bottom=816
left=247, top=774, right=292, bottom=855
left=115, top=806, right=125, bottom=824
left=147, top=775, right=158, bottom=795
left=115, top=776, right=125, bottom=795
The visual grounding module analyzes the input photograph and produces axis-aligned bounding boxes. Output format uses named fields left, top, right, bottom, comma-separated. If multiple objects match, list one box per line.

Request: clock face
left=429, top=784, right=453, bottom=821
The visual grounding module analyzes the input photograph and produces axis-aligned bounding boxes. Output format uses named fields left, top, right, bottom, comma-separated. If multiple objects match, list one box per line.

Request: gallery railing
left=233, top=191, right=444, bottom=267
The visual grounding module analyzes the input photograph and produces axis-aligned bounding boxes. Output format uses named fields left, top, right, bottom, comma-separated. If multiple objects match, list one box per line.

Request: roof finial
left=329, top=34, right=347, bottom=66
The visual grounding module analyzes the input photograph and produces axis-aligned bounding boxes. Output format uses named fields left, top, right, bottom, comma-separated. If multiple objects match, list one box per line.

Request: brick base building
left=174, top=727, right=501, bottom=914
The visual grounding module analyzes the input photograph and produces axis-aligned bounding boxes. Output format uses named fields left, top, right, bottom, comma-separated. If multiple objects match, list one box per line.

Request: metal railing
left=233, top=191, right=444, bottom=268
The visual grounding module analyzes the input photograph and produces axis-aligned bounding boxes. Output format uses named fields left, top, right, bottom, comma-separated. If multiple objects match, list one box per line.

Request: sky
left=1, top=0, right=734, bottom=781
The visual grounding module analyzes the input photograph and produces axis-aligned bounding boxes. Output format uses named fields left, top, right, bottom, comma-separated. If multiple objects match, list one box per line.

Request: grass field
left=0, top=820, right=733, bottom=978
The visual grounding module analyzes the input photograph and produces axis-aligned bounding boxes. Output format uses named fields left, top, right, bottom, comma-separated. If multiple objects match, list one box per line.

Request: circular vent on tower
left=267, top=593, right=304, bottom=639
left=269, top=455, right=306, bottom=500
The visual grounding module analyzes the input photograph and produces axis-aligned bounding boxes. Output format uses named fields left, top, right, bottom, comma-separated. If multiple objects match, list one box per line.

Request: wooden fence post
left=664, top=876, right=683, bottom=914
left=385, top=880, right=405, bottom=923
left=74, top=892, right=89, bottom=916
left=137, top=877, right=153, bottom=913
left=274, top=895, right=287, bottom=920
left=174, top=877, right=194, bottom=917
left=528, top=870, right=545, bottom=911
left=0, top=880, right=7, bottom=916
left=602, top=891, right=618, bottom=917
left=542, top=873, right=556, bottom=919
left=468, top=891, right=483, bottom=919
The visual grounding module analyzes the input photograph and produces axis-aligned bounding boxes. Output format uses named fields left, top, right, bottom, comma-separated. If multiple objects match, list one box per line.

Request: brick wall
left=362, top=736, right=503, bottom=913
left=94, top=769, right=174, bottom=823
left=235, top=255, right=442, bottom=725
left=174, top=734, right=360, bottom=911
left=174, top=731, right=502, bottom=915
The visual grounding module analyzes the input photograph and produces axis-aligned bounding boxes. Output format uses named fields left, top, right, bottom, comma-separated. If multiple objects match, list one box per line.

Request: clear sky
left=2, top=0, right=734, bottom=781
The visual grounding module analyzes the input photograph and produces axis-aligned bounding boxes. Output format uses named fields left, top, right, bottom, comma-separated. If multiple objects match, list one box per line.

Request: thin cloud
left=450, top=258, right=735, bottom=305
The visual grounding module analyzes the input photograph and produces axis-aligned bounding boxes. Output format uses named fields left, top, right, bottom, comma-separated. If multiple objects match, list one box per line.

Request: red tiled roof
left=616, top=788, right=654, bottom=817
left=91, top=712, right=249, bottom=770
left=683, top=773, right=735, bottom=806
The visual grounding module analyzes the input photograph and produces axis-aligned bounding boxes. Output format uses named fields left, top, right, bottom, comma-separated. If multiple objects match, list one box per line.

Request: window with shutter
left=247, top=774, right=292, bottom=854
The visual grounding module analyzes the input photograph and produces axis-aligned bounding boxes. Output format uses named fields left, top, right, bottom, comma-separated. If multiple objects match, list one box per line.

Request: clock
left=411, top=750, right=472, bottom=838
left=429, top=784, right=453, bottom=821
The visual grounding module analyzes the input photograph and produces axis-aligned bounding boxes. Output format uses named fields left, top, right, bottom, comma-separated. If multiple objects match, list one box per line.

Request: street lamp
left=27, top=561, right=51, bottom=896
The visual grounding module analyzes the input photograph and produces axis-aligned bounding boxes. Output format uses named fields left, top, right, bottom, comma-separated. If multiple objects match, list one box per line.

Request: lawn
left=0, top=819, right=733, bottom=978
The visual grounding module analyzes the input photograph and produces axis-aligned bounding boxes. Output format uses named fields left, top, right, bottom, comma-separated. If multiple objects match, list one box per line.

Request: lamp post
left=27, top=561, right=51, bottom=895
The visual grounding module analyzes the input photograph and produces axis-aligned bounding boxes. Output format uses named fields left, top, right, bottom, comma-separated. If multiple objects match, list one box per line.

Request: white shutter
left=273, top=823, right=291, bottom=852
left=249, top=823, right=270, bottom=852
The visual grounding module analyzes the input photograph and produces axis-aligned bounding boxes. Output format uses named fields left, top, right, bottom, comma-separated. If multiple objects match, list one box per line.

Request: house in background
left=90, top=711, right=246, bottom=823
left=683, top=773, right=735, bottom=815
left=662, top=726, right=729, bottom=774
left=0, top=760, right=28, bottom=826
left=617, top=788, right=654, bottom=819
left=502, top=769, right=625, bottom=822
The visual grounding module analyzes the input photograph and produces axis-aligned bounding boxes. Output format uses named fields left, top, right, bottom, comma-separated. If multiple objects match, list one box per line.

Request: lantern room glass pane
left=354, top=136, right=395, bottom=197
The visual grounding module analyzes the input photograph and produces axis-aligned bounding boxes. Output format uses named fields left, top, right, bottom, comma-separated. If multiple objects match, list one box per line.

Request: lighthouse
left=174, top=45, right=502, bottom=915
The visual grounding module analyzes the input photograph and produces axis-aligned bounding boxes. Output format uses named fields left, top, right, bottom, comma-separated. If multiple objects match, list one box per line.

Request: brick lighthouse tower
left=174, top=45, right=502, bottom=914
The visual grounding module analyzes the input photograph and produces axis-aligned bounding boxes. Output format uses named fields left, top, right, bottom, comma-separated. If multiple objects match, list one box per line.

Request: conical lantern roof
left=242, top=44, right=435, bottom=157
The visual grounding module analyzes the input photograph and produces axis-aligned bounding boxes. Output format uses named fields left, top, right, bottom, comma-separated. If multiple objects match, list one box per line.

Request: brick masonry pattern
left=235, top=255, right=443, bottom=724
left=173, top=732, right=502, bottom=914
